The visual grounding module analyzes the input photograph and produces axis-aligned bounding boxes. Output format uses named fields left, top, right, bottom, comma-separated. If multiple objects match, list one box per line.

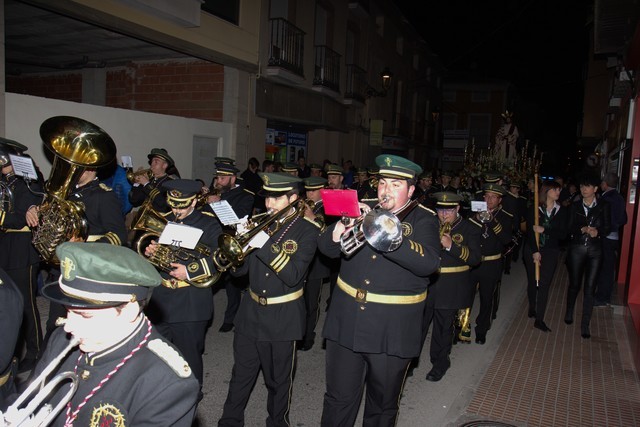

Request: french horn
left=31, top=116, right=116, bottom=263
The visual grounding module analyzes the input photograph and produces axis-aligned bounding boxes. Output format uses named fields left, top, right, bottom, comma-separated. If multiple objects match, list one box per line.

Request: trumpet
left=126, top=167, right=153, bottom=183
left=1, top=337, right=80, bottom=426
left=439, top=221, right=452, bottom=239
left=339, top=198, right=403, bottom=257
left=212, top=199, right=305, bottom=271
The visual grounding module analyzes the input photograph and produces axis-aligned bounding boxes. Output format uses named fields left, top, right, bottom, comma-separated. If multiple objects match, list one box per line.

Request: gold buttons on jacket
left=364, top=279, right=370, bottom=285
left=371, top=255, right=377, bottom=260
left=81, top=370, right=91, bottom=380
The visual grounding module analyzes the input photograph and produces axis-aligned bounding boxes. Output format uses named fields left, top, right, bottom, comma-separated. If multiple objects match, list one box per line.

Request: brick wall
left=7, top=59, right=224, bottom=121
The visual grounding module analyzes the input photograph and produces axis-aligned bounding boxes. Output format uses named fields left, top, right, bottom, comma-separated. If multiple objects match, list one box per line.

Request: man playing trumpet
left=128, top=148, right=175, bottom=213
left=318, top=155, right=440, bottom=426
left=17, top=242, right=199, bottom=426
left=420, top=192, right=481, bottom=382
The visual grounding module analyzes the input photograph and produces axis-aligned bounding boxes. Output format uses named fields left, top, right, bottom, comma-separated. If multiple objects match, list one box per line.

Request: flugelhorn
left=212, top=199, right=305, bottom=271
left=126, top=167, right=153, bottom=183
left=339, top=197, right=403, bottom=257
left=1, top=337, right=81, bottom=426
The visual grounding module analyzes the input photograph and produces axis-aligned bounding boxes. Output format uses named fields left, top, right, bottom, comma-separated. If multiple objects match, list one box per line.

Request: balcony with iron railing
left=344, top=64, right=367, bottom=104
left=312, top=45, right=341, bottom=94
left=267, top=18, right=305, bottom=78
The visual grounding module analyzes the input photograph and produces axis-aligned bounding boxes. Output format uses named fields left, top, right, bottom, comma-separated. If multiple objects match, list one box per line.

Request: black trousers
left=594, top=238, right=619, bottom=303
left=302, top=277, right=325, bottom=345
left=321, top=340, right=411, bottom=427
left=155, top=320, right=208, bottom=387
left=470, top=259, right=503, bottom=337
left=566, top=242, right=602, bottom=329
left=219, top=332, right=295, bottom=427
left=421, top=296, right=456, bottom=374
left=6, top=264, right=42, bottom=361
left=523, top=245, right=560, bottom=323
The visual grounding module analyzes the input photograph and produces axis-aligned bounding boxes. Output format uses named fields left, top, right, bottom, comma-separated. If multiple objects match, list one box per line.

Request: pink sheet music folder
left=320, top=189, right=361, bottom=217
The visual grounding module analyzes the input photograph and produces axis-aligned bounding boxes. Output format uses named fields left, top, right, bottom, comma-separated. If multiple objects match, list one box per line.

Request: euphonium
left=212, top=199, right=305, bottom=271
left=32, top=116, right=116, bottom=263
left=339, top=197, right=403, bottom=257
left=131, top=202, right=220, bottom=288
left=0, top=337, right=81, bottom=427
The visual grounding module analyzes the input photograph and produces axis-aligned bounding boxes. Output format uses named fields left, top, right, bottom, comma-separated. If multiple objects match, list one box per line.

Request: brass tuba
left=131, top=201, right=220, bottom=288
left=32, top=116, right=116, bottom=263
left=212, top=199, right=305, bottom=271
left=0, top=180, right=13, bottom=217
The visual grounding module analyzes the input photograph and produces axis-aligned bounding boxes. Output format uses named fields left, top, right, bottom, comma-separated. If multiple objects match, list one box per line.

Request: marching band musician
left=0, top=138, right=44, bottom=374
left=299, top=176, right=330, bottom=351
left=27, top=167, right=129, bottom=342
left=143, top=179, right=222, bottom=398
left=128, top=148, right=175, bottom=213
left=421, top=192, right=481, bottom=382
left=204, top=159, right=255, bottom=333
left=350, top=167, right=375, bottom=200
left=27, top=242, right=199, bottom=426
left=318, top=155, right=440, bottom=426
left=469, top=183, right=513, bottom=345
left=218, top=173, right=320, bottom=427
left=0, top=268, right=23, bottom=409
left=325, top=163, right=345, bottom=189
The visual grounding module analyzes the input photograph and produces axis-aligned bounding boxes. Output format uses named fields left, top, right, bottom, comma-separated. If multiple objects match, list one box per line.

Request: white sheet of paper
left=471, top=201, right=488, bottom=212
left=121, top=155, right=133, bottom=168
left=243, top=230, right=269, bottom=251
left=210, top=200, right=241, bottom=225
left=9, top=155, right=38, bottom=180
left=158, top=222, right=203, bottom=249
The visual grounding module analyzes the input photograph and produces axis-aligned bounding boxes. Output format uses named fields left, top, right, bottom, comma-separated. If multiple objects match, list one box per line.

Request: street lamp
left=366, top=67, right=393, bottom=98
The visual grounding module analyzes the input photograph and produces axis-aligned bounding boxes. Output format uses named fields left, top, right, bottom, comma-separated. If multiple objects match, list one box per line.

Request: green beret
left=42, top=242, right=161, bottom=308
left=482, top=183, right=507, bottom=196
left=325, top=164, right=343, bottom=175
left=215, top=161, right=239, bottom=176
left=164, top=179, right=202, bottom=208
left=260, top=172, right=302, bottom=194
left=147, top=148, right=174, bottom=167
left=375, top=155, right=422, bottom=179
left=303, top=176, right=327, bottom=190
left=281, top=162, right=299, bottom=173
left=432, top=191, right=463, bottom=208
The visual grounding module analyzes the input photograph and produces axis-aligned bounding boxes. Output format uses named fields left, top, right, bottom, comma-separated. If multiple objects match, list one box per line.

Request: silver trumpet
left=1, top=337, right=81, bottom=427
left=339, top=197, right=403, bottom=257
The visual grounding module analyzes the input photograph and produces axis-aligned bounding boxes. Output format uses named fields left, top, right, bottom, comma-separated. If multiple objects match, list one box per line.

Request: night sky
left=393, top=0, right=590, bottom=174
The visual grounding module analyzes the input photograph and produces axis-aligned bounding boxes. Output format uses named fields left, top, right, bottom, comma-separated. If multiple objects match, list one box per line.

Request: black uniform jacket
left=129, top=174, right=172, bottom=212
left=306, top=200, right=331, bottom=280
left=567, top=198, right=610, bottom=246
left=69, top=179, right=128, bottom=246
left=0, top=268, right=23, bottom=372
left=32, top=318, right=199, bottom=427
left=0, top=174, right=42, bottom=269
left=470, top=206, right=513, bottom=257
left=318, top=204, right=440, bottom=358
left=524, top=204, right=568, bottom=250
left=231, top=211, right=320, bottom=341
left=430, top=216, right=482, bottom=309
left=146, top=210, right=221, bottom=324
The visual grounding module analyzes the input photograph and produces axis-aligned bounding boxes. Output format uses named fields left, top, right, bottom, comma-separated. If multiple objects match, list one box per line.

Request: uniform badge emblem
left=385, top=156, right=392, bottom=167
left=282, top=239, right=297, bottom=254
left=401, top=222, right=412, bottom=237
left=90, top=403, right=125, bottom=427
left=270, top=243, right=280, bottom=253
left=188, top=262, right=199, bottom=273
left=61, top=257, right=76, bottom=280
left=452, top=233, right=463, bottom=244
left=263, top=175, right=270, bottom=185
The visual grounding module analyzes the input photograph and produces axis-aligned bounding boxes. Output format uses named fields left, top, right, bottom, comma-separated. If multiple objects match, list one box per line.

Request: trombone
left=1, top=337, right=80, bottom=427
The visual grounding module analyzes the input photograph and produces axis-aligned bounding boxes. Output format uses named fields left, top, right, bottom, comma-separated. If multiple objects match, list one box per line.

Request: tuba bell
left=131, top=201, right=221, bottom=288
left=212, top=199, right=305, bottom=271
left=32, top=116, right=116, bottom=263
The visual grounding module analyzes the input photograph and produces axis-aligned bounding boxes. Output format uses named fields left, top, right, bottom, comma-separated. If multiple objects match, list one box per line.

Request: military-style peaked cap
left=325, top=164, right=343, bottom=175
left=482, top=183, right=507, bottom=196
left=164, top=179, right=202, bottom=208
left=375, top=154, right=422, bottom=180
left=259, top=172, right=302, bottom=195
left=433, top=191, right=463, bottom=208
left=280, top=162, right=299, bottom=173
left=147, top=148, right=174, bottom=167
left=303, top=176, right=327, bottom=190
left=42, top=242, right=161, bottom=308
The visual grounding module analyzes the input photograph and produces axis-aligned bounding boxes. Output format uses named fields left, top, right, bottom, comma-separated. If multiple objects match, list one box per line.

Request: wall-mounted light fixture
left=366, top=67, right=393, bottom=98
left=431, top=107, right=441, bottom=122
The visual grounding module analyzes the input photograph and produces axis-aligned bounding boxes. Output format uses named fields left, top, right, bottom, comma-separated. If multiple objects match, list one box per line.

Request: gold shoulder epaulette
left=303, top=216, right=322, bottom=229
left=147, top=339, right=192, bottom=378
left=99, top=183, right=112, bottom=191
left=417, top=204, right=436, bottom=215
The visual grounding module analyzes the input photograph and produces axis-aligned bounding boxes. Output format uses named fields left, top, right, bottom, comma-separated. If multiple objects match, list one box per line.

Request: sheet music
left=210, top=200, right=241, bottom=225
left=158, top=222, right=203, bottom=249
left=9, top=155, right=38, bottom=180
